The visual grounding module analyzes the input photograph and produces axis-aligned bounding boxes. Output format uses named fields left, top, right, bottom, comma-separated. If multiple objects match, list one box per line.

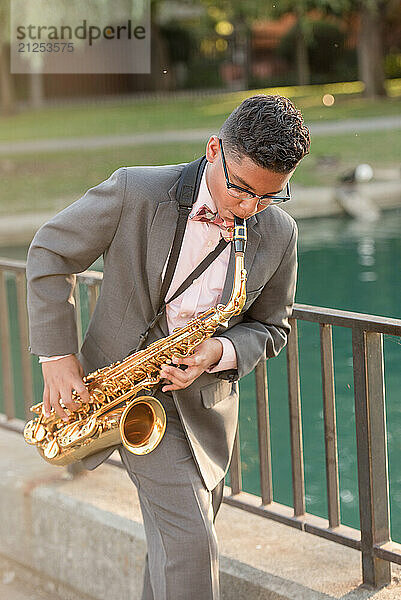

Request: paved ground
left=0, top=570, right=58, bottom=600
left=2, top=115, right=401, bottom=156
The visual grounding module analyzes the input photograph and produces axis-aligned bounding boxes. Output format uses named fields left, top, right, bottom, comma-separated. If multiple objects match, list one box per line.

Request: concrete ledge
left=1, top=427, right=401, bottom=599
left=284, top=181, right=401, bottom=220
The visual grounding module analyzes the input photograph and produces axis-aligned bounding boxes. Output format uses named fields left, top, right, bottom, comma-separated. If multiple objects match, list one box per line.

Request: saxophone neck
left=216, top=217, right=247, bottom=323
left=233, top=217, right=247, bottom=254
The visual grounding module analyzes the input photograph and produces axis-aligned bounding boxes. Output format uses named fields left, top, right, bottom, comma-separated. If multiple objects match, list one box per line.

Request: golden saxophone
left=24, top=217, right=247, bottom=466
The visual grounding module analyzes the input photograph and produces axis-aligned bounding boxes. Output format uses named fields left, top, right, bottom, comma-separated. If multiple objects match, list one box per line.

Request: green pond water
left=0, top=209, right=400, bottom=541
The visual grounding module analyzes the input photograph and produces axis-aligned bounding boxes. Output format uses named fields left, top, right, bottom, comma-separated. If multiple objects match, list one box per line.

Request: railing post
left=319, top=323, right=340, bottom=529
left=352, top=327, right=391, bottom=587
left=229, top=422, right=242, bottom=495
left=16, top=271, right=34, bottom=419
left=286, top=318, right=305, bottom=517
left=255, top=360, right=273, bottom=505
left=0, top=270, right=15, bottom=419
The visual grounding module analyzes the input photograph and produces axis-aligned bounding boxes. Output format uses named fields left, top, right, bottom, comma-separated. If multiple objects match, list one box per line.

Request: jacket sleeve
left=26, top=167, right=127, bottom=356
left=216, top=222, right=298, bottom=381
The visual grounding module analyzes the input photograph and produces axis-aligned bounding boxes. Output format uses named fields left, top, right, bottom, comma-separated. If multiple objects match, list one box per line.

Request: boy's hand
left=159, top=339, right=223, bottom=392
left=41, top=355, right=91, bottom=421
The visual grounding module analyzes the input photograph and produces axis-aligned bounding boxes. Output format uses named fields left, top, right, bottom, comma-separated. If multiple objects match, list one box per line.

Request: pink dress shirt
left=40, top=165, right=237, bottom=373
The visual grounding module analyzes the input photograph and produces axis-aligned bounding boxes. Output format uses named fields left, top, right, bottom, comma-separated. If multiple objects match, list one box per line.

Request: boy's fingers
left=42, top=386, right=51, bottom=417
left=49, top=388, right=69, bottom=421
left=60, top=385, right=79, bottom=412
left=73, top=379, right=91, bottom=403
left=161, top=365, right=200, bottom=391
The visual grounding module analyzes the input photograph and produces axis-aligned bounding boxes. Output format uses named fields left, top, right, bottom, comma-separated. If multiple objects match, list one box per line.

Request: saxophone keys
left=80, top=416, right=98, bottom=438
left=30, top=402, right=44, bottom=415
left=91, top=388, right=106, bottom=403
left=23, top=420, right=40, bottom=445
left=57, top=417, right=98, bottom=448
left=58, top=422, right=84, bottom=447
left=83, top=373, right=96, bottom=383
left=23, top=413, right=47, bottom=443
left=34, top=423, right=47, bottom=442
left=103, top=383, right=117, bottom=395
left=43, top=437, right=60, bottom=459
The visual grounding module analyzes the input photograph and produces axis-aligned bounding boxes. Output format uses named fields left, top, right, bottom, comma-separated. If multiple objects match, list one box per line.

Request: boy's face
left=205, top=136, right=295, bottom=221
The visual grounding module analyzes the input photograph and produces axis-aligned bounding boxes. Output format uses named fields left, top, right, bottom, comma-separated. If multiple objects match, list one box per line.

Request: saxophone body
left=24, top=218, right=247, bottom=466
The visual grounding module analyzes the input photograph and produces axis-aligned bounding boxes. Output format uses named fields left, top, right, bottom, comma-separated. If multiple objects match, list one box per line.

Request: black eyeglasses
left=219, top=138, right=291, bottom=206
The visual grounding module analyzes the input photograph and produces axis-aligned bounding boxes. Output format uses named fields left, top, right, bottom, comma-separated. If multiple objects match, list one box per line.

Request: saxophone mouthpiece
left=233, top=217, right=247, bottom=254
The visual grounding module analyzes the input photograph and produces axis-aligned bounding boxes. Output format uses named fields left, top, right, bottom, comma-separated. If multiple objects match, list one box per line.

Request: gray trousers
left=118, top=390, right=224, bottom=600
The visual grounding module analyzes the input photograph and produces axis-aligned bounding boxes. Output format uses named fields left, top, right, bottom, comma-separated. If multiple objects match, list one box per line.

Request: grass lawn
left=1, top=126, right=400, bottom=215
left=0, top=80, right=400, bottom=143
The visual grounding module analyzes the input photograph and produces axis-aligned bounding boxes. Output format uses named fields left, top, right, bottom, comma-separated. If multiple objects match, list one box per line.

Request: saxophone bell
left=120, top=396, right=166, bottom=455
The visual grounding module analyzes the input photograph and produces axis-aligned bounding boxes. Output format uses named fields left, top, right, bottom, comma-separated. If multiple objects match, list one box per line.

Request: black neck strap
left=159, top=156, right=207, bottom=302
left=166, top=237, right=228, bottom=304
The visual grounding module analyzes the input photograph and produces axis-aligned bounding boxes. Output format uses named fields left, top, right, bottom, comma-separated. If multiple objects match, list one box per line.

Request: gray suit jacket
left=26, top=163, right=297, bottom=491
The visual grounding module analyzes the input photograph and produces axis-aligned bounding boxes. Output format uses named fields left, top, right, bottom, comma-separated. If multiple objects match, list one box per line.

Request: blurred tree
left=269, top=1, right=332, bottom=86
left=325, top=0, right=400, bottom=97
left=292, top=2, right=311, bottom=85
left=221, top=0, right=344, bottom=87
left=158, top=22, right=195, bottom=87
left=350, top=0, right=401, bottom=98
left=320, top=0, right=389, bottom=97
left=0, top=0, right=16, bottom=115
left=356, top=0, right=386, bottom=97
left=198, top=0, right=270, bottom=89
left=275, top=0, right=397, bottom=96
left=278, top=19, right=350, bottom=84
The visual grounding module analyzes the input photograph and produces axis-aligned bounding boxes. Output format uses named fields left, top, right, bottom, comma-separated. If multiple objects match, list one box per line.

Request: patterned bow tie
left=190, top=204, right=234, bottom=242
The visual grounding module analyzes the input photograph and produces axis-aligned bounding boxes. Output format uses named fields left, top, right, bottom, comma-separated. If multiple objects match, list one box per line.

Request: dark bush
left=159, top=23, right=196, bottom=63
left=277, top=19, right=357, bottom=81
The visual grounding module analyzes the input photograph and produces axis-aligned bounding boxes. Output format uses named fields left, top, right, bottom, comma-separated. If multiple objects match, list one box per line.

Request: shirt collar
left=189, top=163, right=217, bottom=218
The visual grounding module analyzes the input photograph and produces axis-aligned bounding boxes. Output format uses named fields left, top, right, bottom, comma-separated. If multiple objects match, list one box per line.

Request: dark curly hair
left=219, top=94, right=310, bottom=173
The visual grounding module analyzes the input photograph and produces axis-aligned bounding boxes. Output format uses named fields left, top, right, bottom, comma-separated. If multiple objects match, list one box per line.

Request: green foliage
left=385, top=54, right=401, bottom=79
left=277, top=18, right=357, bottom=80
left=198, top=0, right=270, bottom=24
left=183, top=57, right=224, bottom=89
left=159, top=23, right=196, bottom=63
left=269, top=0, right=345, bottom=20
left=159, top=8, right=228, bottom=88
left=0, top=0, right=10, bottom=42
left=274, top=0, right=392, bottom=14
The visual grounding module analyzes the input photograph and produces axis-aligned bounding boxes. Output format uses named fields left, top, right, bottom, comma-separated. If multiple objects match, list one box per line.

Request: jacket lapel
left=145, top=178, right=181, bottom=317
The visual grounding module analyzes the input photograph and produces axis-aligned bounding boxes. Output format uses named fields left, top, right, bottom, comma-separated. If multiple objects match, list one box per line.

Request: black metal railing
left=0, top=258, right=400, bottom=587
left=0, top=258, right=102, bottom=421
left=226, top=305, right=401, bottom=588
